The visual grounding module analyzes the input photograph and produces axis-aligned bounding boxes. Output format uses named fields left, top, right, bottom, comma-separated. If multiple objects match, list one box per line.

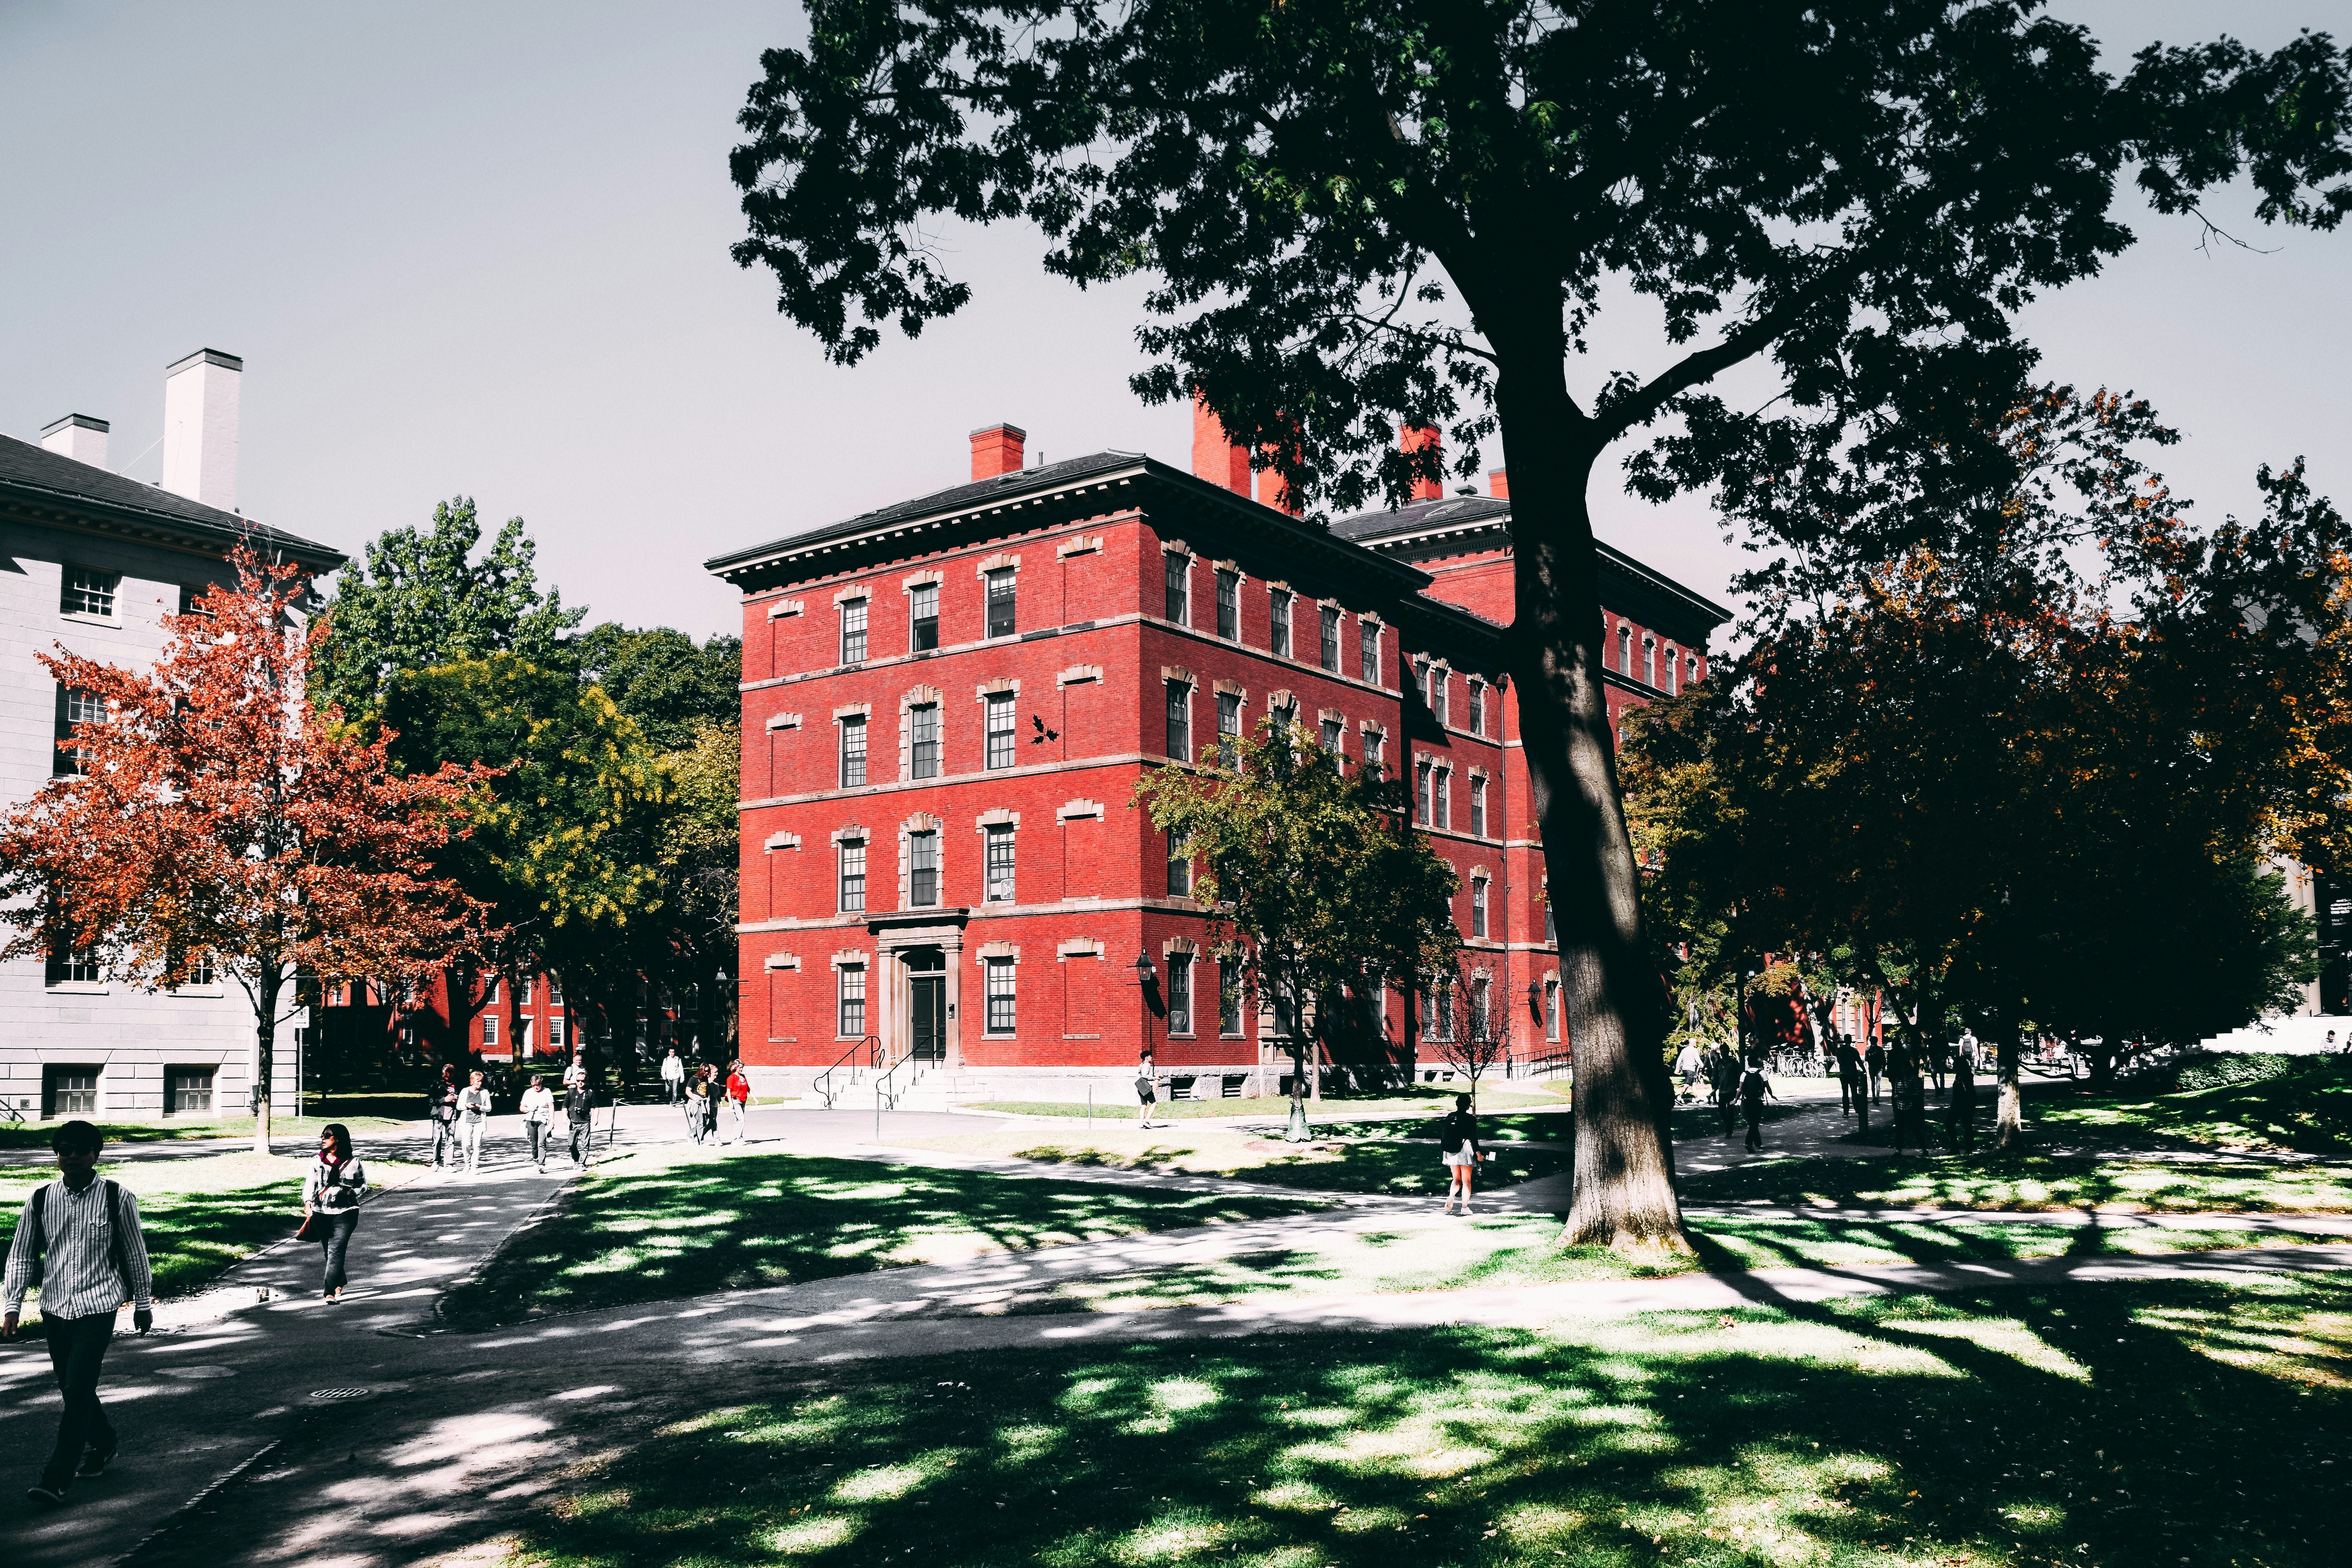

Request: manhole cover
left=308, top=1387, right=373, bottom=1401
left=158, top=1366, right=236, bottom=1380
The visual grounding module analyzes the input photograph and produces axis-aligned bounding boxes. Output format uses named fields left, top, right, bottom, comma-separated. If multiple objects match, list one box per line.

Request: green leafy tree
left=728, top=0, right=2352, bottom=1253
left=1134, top=717, right=1460, bottom=1140
left=577, top=625, right=745, bottom=753
left=313, top=497, right=584, bottom=717
left=377, top=655, right=669, bottom=1062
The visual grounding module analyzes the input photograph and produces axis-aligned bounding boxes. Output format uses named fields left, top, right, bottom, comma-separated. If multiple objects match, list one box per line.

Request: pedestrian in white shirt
left=660, top=1047, right=685, bottom=1105
left=456, top=1070, right=494, bottom=1174
left=3, top=1121, right=153, bottom=1508
left=519, top=1078, right=556, bottom=1171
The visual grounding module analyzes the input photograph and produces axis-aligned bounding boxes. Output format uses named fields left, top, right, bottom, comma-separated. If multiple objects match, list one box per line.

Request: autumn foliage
left=0, top=546, right=493, bottom=1150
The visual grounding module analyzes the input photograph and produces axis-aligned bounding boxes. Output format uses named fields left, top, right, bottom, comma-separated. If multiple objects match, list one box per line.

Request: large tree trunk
left=1995, top=1024, right=2025, bottom=1149
left=251, top=978, right=278, bottom=1157
left=1496, top=343, right=1688, bottom=1259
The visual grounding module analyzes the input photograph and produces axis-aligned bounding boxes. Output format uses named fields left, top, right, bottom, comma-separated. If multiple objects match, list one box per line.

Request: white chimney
left=39, top=414, right=110, bottom=470
left=162, top=348, right=242, bottom=512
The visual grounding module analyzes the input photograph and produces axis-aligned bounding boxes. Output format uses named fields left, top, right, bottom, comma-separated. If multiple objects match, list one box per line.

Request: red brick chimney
left=1191, top=392, right=1252, bottom=496
left=1402, top=423, right=1443, bottom=501
left=1488, top=469, right=1509, bottom=499
left=970, top=423, right=1027, bottom=480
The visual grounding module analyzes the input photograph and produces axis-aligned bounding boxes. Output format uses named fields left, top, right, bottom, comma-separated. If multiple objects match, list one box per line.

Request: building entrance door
left=903, top=947, right=948, bottom=1062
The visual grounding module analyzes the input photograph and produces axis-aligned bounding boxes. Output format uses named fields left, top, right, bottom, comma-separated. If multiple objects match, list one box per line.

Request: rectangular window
left=1319, top=605, right=1340, bottom=671
left=1359, top=621, right=1381, bottom=684
left=178, top=583, right=214, bottom=619
left=1219, top=963, right=1243, bottom=1036
left=1415, top=762, right=1431, bottom=825
left=481, top=1014, right=499, bottom=1049
left=985, top=959, right=1016, bottom=1034
left=1471, top=777, right=1488, bottom=838
left=985, top=569, right=1016, bottom=639
left=61, top=566, right=118, bottom=618
left=1425, top=984, right=1455, bottom=1042
left=1618, top=624, right=1632, bottom=673
left=840, top=598, right=869, bottom=664
left=985, top=691, right=1015, bottom=769
left=1471, top=976, right=1492, bottom=1041
left=45, top=947, right=101, bottom=986
left=984, top=825, right=1015, bottom=902
left=549, top=1016, right=566, bottom=1049
left=1644, top=637, right=1656, bottom=686
left=1216, top=691, right=1241, bottom=762
left=840, top=716, right=867, bottom=787
left=43, top=1066, right=100, bottom=1118
left=1544, top=901, right=1556, bottom=944
left=1269, top=589, right=1292, bottom=657
left=483, top=975, right=501, bottom=1004
left=1545, top=980, right=1561, bottom=1042
left=910, top=702, right=941, bottom=779
left=520, top=975, right=534, bottom=1004
left=1467, top=679, right=1485, bottom=736
left=548, top=976, right=563, bottom=1004
left=1434, top=768, right=1450, bottom=830
left=838, top=840, right=867, bottom=912
left=1471, top=879, right=1489, bottom=938
left=177, top=949, right=217, bottom=988
left=1165, top=682, right=1190, bottom=763
left=1363, top=729, right=1383, bottom=775
left=1165, top=554, right=1189, bottom=624
left=1320, top=717, right=1343, bottom=753
left=1167, top=954, right=1193, bottom=1035
left=165, top=1065, right=214, bottom=1116
left=1430, top=669, right=1448, bottom=728
left=54, top=684, right=100, bottom=776
left=839, top=965, right=868, bottom=1038
left=909, top=831, right=939, bottom=907
left=1167, top=830, right=1190, bottom=897
left=909, top=583, right=940, bottom=652
left=1271, top=701, right=1296, bottom=742
left=1215, top=568, right=1239, bottom=640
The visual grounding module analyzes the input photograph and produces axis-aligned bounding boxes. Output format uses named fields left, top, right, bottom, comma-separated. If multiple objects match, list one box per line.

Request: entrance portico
left=868, top=908, right=968, bottom=1070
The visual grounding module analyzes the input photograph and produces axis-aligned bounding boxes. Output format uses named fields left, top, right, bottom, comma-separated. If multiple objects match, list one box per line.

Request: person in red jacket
left=724, top=1062, right=754, bottom=1145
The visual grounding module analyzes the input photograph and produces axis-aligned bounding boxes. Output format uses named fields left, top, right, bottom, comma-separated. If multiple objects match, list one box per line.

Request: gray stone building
left=0, top=350, right=344, bottom=1122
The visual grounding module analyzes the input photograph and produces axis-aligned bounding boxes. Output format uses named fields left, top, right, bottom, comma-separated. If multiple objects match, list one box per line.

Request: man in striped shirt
left=3, top=1120, right=153, bottom=1508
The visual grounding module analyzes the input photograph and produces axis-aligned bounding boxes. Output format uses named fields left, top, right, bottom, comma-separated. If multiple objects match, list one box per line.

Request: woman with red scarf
left=300, top=1123, right=368, bottom=1302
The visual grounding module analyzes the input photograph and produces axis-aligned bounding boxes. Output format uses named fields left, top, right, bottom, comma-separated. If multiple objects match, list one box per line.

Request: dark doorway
left=903, top=947, right=948, bottom=1062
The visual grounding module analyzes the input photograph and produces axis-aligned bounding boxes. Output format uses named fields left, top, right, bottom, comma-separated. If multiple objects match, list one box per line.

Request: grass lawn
left=2026, top=1056, right=2352, bottom=1155
left=891, top=1125, right=1573, bottom=1196
left=964, top=1084, right=1570, bottom=1120
left=0, top=1104, right=410, bottom=1150
left=439, top=1147, right=1331, bottom=1327
left=500, top=1270, right=2351, bottom=1568
left=0, top=1152, right=419, bottom=1314
left=1682, top=1150, right=2352, bottom=1212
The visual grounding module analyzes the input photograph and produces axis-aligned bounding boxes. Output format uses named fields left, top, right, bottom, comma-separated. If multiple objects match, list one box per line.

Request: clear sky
left=4, top=1, right=2347, bottom=643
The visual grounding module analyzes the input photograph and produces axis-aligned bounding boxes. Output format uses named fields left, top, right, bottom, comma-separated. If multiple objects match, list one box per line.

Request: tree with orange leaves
left=0, top=546, right=494, bottom=1154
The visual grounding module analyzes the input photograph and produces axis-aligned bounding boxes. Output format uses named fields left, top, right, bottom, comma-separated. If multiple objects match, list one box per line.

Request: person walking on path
left=562, top=1051, right=587, bottom=1091
left=1888, top=1045, right=1931, bottom=1156
left=661, top=1046, right=686, bottom=1105
left=724, top=1061, right=753, bottom=1145
left=677, top=1058, right=704, bottom=1141
left=455, top=1070, right=493, bottom=1174
left=1835, top=1039, right=1864, bottom=1118
left=1947, top=1046, right=1979, bottom=1154
left=426, top=1064, right=461, bottom=1169
left=1926, top=1036, right=1948, bottom=1096
left=1863, top=1037, right=1887, bottom=1105
left=1672, top=1041, right=1703, bottom=1103
left=686, top=1065, right=717, bottom=1145
left=1739, top=1063, right=1778, bottom=1153
left=1439, top=1095, right=1490, bottom=1213
left=1136, top=1059, right=1160, bottom=1129
left=3, top=1120, right=153, bottom=1509
left=300, top=1123, right=368, bottom=1301
left=1711, top=1048, right=1742, bottom=1137
left=519, top=1077, right=555, bottom=1171
left=564, top=1076, right=595, bottom=1166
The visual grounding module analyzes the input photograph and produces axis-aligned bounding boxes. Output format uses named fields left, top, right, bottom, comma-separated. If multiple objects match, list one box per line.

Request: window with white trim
left=1467, top=679, right=1485, bottom=736
left=839, top=964, right=867, bottom=1037
left=841, top=715, right=868, bottom=787
left=1423, top=982, right=1455, bottom=1041
left=61, top=566, right=118, bottom=618
left=909, top=830, right=940, bottom=907
left=1545, top=979, right=1561, bottom=1041
left=1215, top=568, right=1239, bottom=640
left=1617, top=622, right=1632, bottom=673
left=910, top=702, right=941, bottom=779
left=984, top=824, right=1015, bottom=903
left=45, top=947, right=101, bottom=986
left=1219, top=962, right=1243, bottom=1035
left=1471, top=776, right=1488, bottom=838
left=1167, top=829, right=1191, bottom=897
left=1216, top=691, right=1241, bottom=762
left=1319, top=604, right=1340, bottom=671
left=1430, top=668, right=1448, bottom=727
left=909, top=582, right=939, bottom=652
left=838, top=840, right=866, bottom=913
left=550, top=1016, right=566, bottom=1049
left=53, top=684, right=100, bottom=776
left=1319, top=717, right=1343, bottom=753
left=1164, top=554, right=1190, bottom=624
left=1167, top=953, right=1194, bottom=1035
left=1415, top=761, right=1432, bottom=825
left=1363, top=728, right=1383, bottom=775
left=481, top=1014, right=499, bottom=1049
left=1360, top=621, right=1381, bottom=684
left=1433, top=768, right=1451, bottom=830
left=985, top=568, right=1016, bottom=639
left=840, top=597, right=868, bottom=664
left=1471, top=976, right=1492, bottom=1041
left=1470, top=878, right=1489, bottom=938
left=985, top=958, right=1016, bottom=1034
left=1269, top=588, right=1292, bottom=657
left=985, top=691, right=1016, bottom=769
left=1165, top=681, right=1191, bottom=762
left=1543, top=901, right=1556, bottom=944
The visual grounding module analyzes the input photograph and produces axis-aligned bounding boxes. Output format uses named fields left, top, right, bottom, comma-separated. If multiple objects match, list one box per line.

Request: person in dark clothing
left=1712, top=1049, right=1742, bottom=1136
left=1946, top=1047, right=1979, bottom=1154
left=301, top=1124, right=368, bottom=1301
left=1739, top=1067, right=1777, bottom=1153
left=3, top=1121, right=154, bottom=1508
left=1835, top=1040, right=1864, bottom=1116
left=565, top=1079, right=595, bottom=1166
left=1438, top=1095, right=1490, bottom=1213
left=1888, top=1045, right=1930, bottom=1155
left=1863, top=1038, right=1887, bottom=1104
left=426, top=1064, right=461, bottom=1168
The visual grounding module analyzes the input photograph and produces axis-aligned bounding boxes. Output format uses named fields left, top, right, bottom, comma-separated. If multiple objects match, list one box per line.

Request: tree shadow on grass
left=484, top=1272, right=2349, bottom=1568
left=0, top=1174, right=304, bottom=1303
left=1680, top=1151, right=2352, bottom=1213
left=1012, top=1138, right=1572, bottom=1196
left=438, top=1153, right=1330, bottom=1327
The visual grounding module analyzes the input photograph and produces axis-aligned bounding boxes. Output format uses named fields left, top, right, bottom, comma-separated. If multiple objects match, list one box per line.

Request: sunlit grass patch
left=896, top=1123, right=1572, bottom=1194
left=1682, top=1150, right=2352, bottom=1213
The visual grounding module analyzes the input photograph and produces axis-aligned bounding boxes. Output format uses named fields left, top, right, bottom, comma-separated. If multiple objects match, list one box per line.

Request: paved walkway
left=5, top=1096, right=2348, bottom=1566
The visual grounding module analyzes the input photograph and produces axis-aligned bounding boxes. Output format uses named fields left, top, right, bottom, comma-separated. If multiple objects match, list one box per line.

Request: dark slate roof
left=0, top=432, right=345, bottom=569
left=1330, top=494, right=1512, bottom=541
left=706, top=450, right=1148, bottom=574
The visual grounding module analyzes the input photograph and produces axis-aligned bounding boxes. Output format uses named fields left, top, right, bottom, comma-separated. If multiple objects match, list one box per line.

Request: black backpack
left=25, top=1179, right=131, bottom=1292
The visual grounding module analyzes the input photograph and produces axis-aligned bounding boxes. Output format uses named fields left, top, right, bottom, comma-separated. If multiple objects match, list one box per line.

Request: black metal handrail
left=814, top=1035, right=881, bottom=1108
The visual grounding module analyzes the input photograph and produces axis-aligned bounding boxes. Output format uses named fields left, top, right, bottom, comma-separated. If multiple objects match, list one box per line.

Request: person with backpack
left=1739, top=1062, right=1779, bottom=1153
left=519, top=1076, right=556, bottom=1171
left=455, top=1069, right=494, bottom=1174
left=1439, top=1094, right=1491, bottom=1213
left=426, top=1063, right=461, bottom=1169
left=565, top=1075, right=595, bottom=1166
left=301, top=1123, right=368, bottom=1301
left=1135, top=1057, right=1160, bottom=1128
left=724, top=1061, right=753, bottom=1144
left=3, top=1120, right=153, bottom=1508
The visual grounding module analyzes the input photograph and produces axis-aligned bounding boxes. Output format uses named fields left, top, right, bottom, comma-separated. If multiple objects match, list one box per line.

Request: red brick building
left=706, top=413, right=1728, bottom=1101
